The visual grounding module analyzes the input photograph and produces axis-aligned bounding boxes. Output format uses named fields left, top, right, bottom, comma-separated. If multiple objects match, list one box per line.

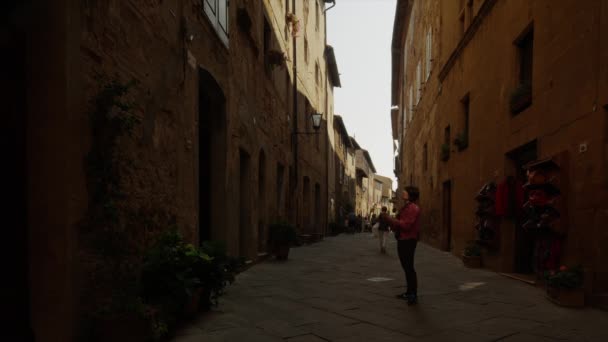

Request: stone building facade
left=4, top=0, right=339, bottom=340
left=333, top=115, right=356, bottom=222
left=353, top=142, right=377, bottom=217
left=391, top=0, right=608, bottom=302
left=374, top=174, right=395, bottom=213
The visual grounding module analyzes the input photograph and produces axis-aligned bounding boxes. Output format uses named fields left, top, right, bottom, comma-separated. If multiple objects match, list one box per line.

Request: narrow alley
left=173, top=235, right=608, bottom=342
left=5, top=0, right=608, bottom=340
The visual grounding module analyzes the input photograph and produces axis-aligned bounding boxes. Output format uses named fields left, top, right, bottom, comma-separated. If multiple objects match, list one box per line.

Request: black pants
left=397, top=239, right=418, bottom=295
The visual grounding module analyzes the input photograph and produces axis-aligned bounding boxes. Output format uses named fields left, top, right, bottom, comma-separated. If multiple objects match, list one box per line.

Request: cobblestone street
left=173, top=234, right=608, bottom=341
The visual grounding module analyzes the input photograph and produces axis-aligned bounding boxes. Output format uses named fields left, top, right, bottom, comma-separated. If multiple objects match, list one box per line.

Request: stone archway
left=258, top=149, right=267, bottom=253
left=198, top=69, right=227, bottom=245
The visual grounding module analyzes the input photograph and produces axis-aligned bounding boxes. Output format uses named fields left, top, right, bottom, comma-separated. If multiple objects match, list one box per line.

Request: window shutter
left=408, top=86, right=413, bottom=120
left=416, top=62, right=421, bottom=104
left=204, top=0, right=229, bottom=47
left=426, top=30, right=432, bottom=80
left=218, top=0, right=228, bottom=34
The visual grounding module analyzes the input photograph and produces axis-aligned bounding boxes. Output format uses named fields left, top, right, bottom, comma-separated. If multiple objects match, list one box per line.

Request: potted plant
left=266, top=50, right=288, bottom=69
left=269, top=222, right=298, bottom=260
left=509, top=81, right=532, bottom=114
left=285, top=13, right=300, bottom=36
left=91, top=295, right=155, bottom=342
left=440, top=143, right=450, bottom=161
left=198, top=241, right=243, bottom=308
left=454, top=131, right=468, bottom=151
left=462, top=241, right=482, bottom=268
left=140, top=230, right=206, bottom=334
left=545, top=265, right=585, bottom=307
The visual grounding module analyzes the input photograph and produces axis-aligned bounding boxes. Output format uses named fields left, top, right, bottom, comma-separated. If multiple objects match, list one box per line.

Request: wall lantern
left=294, top=113, right=323, bottom=135
left=311, top=112, right=322, bottom=131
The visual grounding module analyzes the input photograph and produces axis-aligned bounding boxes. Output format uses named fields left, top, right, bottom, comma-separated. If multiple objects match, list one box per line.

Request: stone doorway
left=2, top=23, right=33, bottom=339
left=198, top=69, right=227, bottom=246
left=314, top=183, right=321, bottom=233
left=506, top=140, right=538, bottom=274
left=442, top=180, right=452, bottom=252
left=257, top=150, right=267, bottom=253
left=239, top=149, right=251, bottom=258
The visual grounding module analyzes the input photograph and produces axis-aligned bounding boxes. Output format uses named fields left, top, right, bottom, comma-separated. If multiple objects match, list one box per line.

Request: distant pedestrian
left=377, top=206, right=390, bottom=254
left=380, top=186, right=421, bottom=305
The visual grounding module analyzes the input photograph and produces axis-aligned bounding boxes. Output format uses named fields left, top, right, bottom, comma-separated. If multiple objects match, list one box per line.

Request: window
left=444, top=125, right=451, bottom=160
left=408, top=86, right=413, bottom=120
left=423, top=143, right=428, bottom=171
left=518, top=27, right=534, bottom=85
left=304, top=0, right=309, bottom=25
left=284, top=0, right=290, bottom=39
left=512, top=25, right=534, bottom=114
left=460, top=94, right=470, bottom=149
left=425, top=30, right=433, bottom=80
left=315, top=62, right=320, bottom=86
left=204, top=0, right=229, bottom=47
left=315, top=118, right=320, bottom=150
left=277, top=163, right=285, bottom=211
left=402, top=107, right=407, bottom=134
left=304, top=38, right=309, bottom=64
left=416, top=62, right=421, bottom=104
left=263, top=16, right=271, bottom=76
left=315, top=1, right=320, bottom=31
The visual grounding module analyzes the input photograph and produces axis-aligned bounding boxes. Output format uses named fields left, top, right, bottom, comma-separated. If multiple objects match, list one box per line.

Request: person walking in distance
left=380, top=186, right=421, bottom=305
left=378, top=206, right=390, bottom=254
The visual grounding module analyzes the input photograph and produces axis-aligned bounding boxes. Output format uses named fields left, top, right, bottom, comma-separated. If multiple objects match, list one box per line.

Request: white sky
left=327, top=0, right=397, bottom=189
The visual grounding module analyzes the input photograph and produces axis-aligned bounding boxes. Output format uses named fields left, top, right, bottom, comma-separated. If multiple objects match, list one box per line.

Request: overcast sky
left=327, top=0, right=397, bottom=189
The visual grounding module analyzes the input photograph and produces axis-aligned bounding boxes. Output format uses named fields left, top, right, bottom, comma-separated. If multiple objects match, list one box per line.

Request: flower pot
left=546, top=286, right=585, bottom=307
left=276, top=244, right=290, bottom=260
left=183, top=287, right=204, bottom=317
left=94, top=313, right=150, bottom=342
left=462, top=255, right=482, bottom=268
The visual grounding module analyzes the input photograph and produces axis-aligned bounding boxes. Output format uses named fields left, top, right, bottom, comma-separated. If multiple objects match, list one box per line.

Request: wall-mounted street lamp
left=293, top=113, right=323, bottom=135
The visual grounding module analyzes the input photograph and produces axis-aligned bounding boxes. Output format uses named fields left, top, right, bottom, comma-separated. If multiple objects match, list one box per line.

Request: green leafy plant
left=85, top=76, right=140, bottom=227
left=440, top=143, right=450, bottom=161
left=545, top=265, right=583, bottom=289
left=509, top=81, right=532, bottom=114
left=454, top=131, right=468, bottom=151
left=266, top=50, right=288, bottom=69
left=139, top=230, right=209, bottom=337
left=141, top=230, right=206, bottom=307
left=198, top=241, right=244, bottom=307
left=464, top=241, right=481, bottom=257
left=269, top=222, right=298, bottom=246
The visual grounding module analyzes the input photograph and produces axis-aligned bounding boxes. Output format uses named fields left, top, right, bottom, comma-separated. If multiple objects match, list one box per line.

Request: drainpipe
left=292, top=0, right=299, bottom=230
left=323, top=1, right=336, bottom=236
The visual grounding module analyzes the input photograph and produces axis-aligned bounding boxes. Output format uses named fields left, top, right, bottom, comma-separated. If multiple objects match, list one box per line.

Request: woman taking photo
left=381, top=186, right=421, bottom=305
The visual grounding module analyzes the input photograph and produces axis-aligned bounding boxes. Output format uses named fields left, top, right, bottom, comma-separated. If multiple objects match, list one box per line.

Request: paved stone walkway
left=174, top=234, right=608, bottom=341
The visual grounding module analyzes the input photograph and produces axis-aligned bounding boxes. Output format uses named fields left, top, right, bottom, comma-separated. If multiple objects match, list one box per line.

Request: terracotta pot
left=276, top=244, right=290, bottom=260
left=183, top=288, right=204, bottom=317
left=94, top=313, right=150, bottom=342
left=462, top=255, right=482, bottom=268
left=546, top=286, right=585, bottom=307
